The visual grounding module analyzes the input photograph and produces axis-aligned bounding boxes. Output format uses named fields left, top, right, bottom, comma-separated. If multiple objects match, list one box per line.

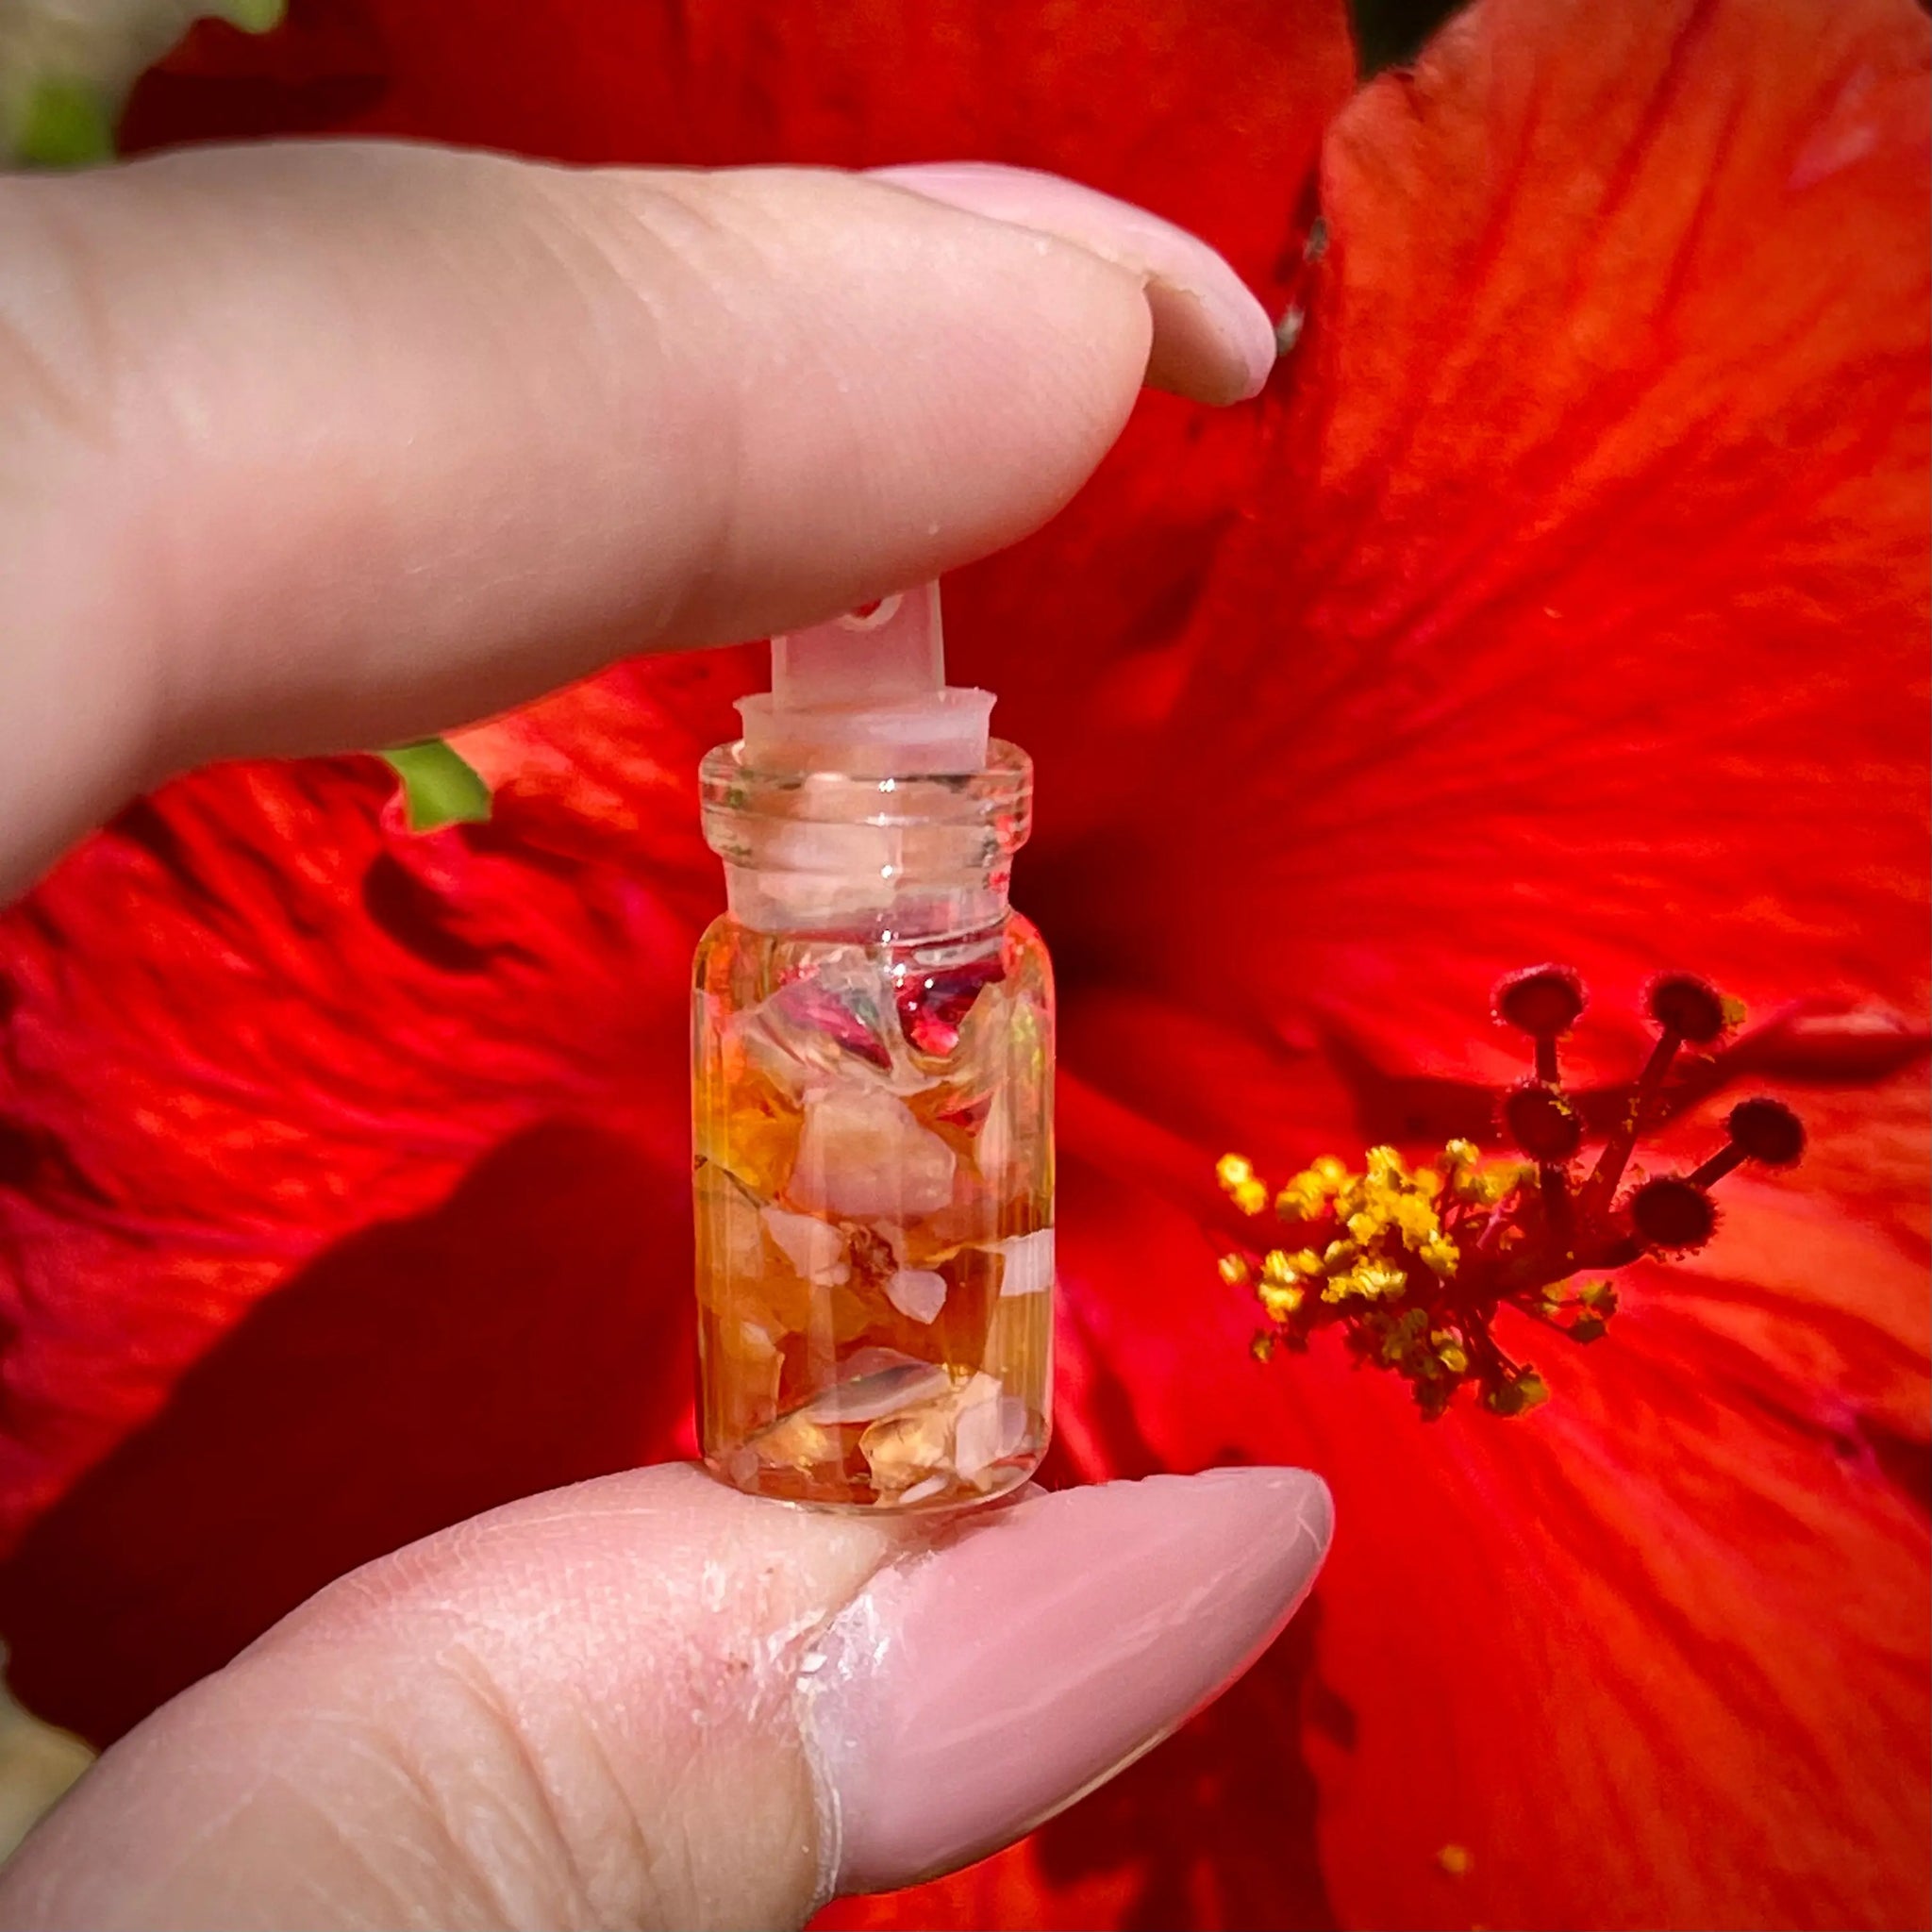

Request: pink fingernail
left=870, top=161, right=1278, bottom=405
left=801, top=1466, right=1333, bottom=1896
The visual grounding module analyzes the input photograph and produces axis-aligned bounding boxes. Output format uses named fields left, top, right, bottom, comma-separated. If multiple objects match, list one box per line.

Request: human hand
left=0, top=144, right=1330, bottom=1927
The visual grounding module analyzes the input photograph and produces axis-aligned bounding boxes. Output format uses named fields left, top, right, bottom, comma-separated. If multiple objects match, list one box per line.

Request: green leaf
left=14, top=79, right=114, bottom=169
left=213, top=0, right=289, bottom=33
left=377, top=740, right=492, bottom=834
left=4, top=5, right=288, bottom=171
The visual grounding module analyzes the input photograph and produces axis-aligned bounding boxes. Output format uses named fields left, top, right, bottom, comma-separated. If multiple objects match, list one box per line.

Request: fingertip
left=869, top=161, right=1279, bottom=404
left=1186, top=1458, right=1338, bottom=1557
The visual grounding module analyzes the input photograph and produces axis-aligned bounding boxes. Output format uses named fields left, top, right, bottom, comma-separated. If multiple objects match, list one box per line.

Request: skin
left=0, top=142, right=1313, bottom=1930
left=0, top=144, right=1274, bottom=894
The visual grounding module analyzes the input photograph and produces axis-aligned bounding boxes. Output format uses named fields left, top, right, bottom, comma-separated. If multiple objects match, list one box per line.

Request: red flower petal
left=841, top=0, right=1932, bottom=1922
left=0, top=1116, right=697, bottom=1742
left=814, top=1147, right=1924, bottom=1932
left=1027, top=0, right=1930, bottom=1108
left=125, top=0, right=1353, bottom=298
left=0, top=760, right=704, bottom=1565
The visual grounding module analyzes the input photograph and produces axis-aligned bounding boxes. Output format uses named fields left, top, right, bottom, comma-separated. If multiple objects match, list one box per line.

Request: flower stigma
left=1218, top=969, right=1806, bottom=1418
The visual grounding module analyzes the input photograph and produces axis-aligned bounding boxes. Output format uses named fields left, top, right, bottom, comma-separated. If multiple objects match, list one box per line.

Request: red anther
left=1628, top=1175, right=1718, bottom=1252
left=1647, top=974, right=1729, bottom=1044
left=1726, top=1097, right=1806, bottom=1167
left=1503, top=1082, right=1585, bottom=1160
left=1494, top=965, right=1587, bottom=1039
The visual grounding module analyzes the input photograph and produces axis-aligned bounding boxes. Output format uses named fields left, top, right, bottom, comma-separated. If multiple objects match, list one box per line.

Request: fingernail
left=800, top=1466, right=1333, bottom=1896
left=869, top=161, right=1278, bottom=405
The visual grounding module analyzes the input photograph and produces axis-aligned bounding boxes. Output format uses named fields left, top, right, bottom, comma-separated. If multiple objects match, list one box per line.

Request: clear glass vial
left=692, top=591, right=1054, bottom=1510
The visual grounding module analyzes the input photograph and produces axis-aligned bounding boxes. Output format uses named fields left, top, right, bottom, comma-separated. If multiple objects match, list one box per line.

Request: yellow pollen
left=1217, top=1155, right=1270, bottom=1215
left=1365, top=1144, right=1407, bottom=1182
left=1390, top=1194, right=1442, bottom=1244
left=1324, top=1259, right=1407, bottom=1304
left=1438, top=1844, right=1473, bottom=1877
left=1486, top=1368, right=1552, bottom=1416
left=1276, top=1158, right=1348, bottom=1218
left=1208, top=1133, right=1621, bottom=1420
left=1448, top=1158, right=1523, bottom=1207
left=1358, top=1260, right=1407, bottom=1299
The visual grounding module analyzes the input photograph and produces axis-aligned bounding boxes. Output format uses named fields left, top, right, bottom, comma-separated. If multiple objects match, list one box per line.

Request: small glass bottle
left=693, top=585, right=1054, bottom=1510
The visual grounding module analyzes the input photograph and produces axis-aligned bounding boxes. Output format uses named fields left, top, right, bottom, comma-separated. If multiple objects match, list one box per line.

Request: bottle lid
left=736, top=582, right=993, bottom=776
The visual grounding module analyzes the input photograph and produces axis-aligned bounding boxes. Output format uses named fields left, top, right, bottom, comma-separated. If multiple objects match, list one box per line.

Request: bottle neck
left=700, top=740, right=1033, bottom=941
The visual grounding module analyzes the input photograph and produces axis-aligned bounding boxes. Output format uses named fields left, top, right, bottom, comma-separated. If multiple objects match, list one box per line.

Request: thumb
left=0, top=1464, right=1332, bottom=1931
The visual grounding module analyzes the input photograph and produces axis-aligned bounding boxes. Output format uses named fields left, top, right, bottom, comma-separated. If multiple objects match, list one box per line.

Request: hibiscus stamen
left=1690, top=1097, right=1807, bottom=1184
left=1626, top=1174, right=1718, bottom=1252
left=1623, top=1098, right=1807, bottom=1256
left=1503, top=1077, right=1582, bottom=1257
left=1580, top=973, right=1737, bottom=1217
left=1215, top=971, right=1804, bottom=1418
left=1495, top=963, right=1586, bottom=1086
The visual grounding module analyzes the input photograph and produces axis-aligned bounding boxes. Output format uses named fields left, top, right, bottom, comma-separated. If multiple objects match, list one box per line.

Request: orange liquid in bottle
left=694, top=915, right=1053, bottom=1508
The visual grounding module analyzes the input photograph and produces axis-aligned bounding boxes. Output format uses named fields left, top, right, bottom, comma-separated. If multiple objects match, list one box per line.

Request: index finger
left=0, top=144, right=1275, bottom=892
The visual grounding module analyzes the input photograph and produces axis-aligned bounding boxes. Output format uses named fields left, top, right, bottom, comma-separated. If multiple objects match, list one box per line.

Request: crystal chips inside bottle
left=693, top=913, right=1053, bottom=1508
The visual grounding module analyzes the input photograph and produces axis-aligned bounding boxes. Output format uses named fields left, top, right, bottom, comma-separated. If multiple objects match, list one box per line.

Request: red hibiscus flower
left=3, top=1, right=1927, bottom=1927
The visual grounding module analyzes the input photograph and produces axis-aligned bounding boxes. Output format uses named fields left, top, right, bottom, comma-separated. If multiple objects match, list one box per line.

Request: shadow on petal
left=0, top=1120, right=694, bottom=1746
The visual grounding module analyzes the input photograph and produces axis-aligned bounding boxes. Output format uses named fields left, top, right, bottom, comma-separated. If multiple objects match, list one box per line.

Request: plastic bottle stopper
left=737, top=583, right=993, bottom=776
